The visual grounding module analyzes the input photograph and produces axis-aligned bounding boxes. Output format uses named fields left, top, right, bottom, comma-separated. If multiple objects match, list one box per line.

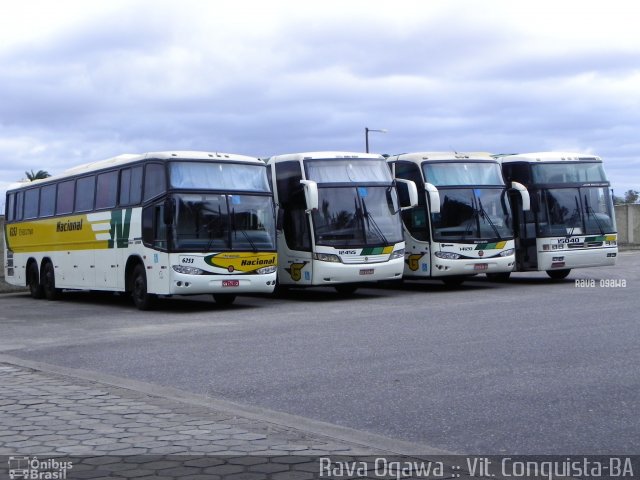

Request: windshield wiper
left=477, top=198, right=502, bottom=240
left=566, top=197, right=581, bottom=237
left=361, top=197, right=389, bottom=245
left=231, top=207, right=258, bottom=252
left=584, top=194, right=605, bottom=235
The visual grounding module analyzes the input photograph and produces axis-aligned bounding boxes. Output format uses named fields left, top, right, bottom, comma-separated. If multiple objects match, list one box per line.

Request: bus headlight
left=256, top=266, right=277, bottom=274
left=435, top=251, right=461, bottom=260
left=498, top=248, right=515, bottom=257
left=313, top=253, right=341, bottom=263
left=172, top=265, right=205, bottom=275
left=390, top=248, right=405, bottom=260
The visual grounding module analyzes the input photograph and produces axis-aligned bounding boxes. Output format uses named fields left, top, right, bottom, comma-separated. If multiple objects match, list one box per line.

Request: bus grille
left=341, top=254, right=389, bottom=264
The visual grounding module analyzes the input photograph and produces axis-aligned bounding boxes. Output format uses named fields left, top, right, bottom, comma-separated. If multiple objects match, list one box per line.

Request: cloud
left=0, top=0, right=639, bottom=206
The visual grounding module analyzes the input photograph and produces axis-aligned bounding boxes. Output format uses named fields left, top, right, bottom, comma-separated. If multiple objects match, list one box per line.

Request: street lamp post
left=365, top=127, right=387, bottom=153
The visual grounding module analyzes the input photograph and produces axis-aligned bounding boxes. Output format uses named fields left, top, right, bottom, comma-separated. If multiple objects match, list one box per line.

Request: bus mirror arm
left=425, top=183, right=440, bottom=214
left=276, top=206, right=285, bottom=230
left=511, top=182, right=531, bottom=212
left=396, top=179, right=419, bottom=210
left=300, top=179, right=319, bottom=212
left=163, top=197, right=175, bottom=225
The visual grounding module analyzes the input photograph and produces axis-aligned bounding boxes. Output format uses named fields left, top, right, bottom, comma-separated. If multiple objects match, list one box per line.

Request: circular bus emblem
left=478, top=251, right=484, bottom=257
left=364, top=257, right=369, bottom=262
left=227, top=266, right=235, bottom=272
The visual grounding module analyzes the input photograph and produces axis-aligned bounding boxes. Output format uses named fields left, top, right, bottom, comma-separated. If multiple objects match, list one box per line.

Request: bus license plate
left=474, top=263, right=488, bottom=271
left=359, top=269, right=374, bottom=275
left=222, top=280, right=240, bottom=287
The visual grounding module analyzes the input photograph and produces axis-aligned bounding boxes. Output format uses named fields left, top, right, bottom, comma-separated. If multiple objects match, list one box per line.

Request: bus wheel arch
left=27, top=258, right=44, bottom=299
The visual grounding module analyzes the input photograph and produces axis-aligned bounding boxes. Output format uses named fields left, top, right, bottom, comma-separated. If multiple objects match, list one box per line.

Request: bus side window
left=56, top=180, right=75, bottom=215
left=75, top=176, right=96, bottom=212
left=6, top=193, right=15, bottom=221
left=142, top=203, right=167, bottom=249
left=144, top=163, right=166, bottom=202
left=15, top=191, right=24, bottom=221
left=120, top=166, right=143, bottom=206
left=96, top=171, right=118, bottom=209
left=40, top=184, right=56, bottom=217
left=24, top=188, right=40, bottom=219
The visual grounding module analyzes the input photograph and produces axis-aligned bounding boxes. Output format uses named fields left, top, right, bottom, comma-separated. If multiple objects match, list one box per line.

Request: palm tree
left=25, top=169, right=51, bottom=181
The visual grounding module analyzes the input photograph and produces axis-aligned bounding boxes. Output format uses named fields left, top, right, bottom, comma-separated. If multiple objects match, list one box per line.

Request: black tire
left=335, top=284, right=358, bottom=296
left=213, top=294, right=236, bottom=306
left=131, top=264, right=156, bottom=310
left=486, top=272, right=511, bottom=282
left=442, top=276, right=465, bottom=288
left=42, top=261, right=59, bottom=300
left=28, top=262, right=44, bottom=299
left=546, top=269, right=571, bottom=280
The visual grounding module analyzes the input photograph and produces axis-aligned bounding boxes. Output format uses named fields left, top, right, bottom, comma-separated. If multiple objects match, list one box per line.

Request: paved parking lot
left=1, top=252, right=638, bottom=462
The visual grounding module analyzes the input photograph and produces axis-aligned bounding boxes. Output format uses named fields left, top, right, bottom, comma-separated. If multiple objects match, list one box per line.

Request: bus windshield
left=536, top=186, right=616, bottom=236
left=531, top=162, right=607, bottom=184
left=423, top=162, right=504, bottom=186
left=170, top=161, right=270, bottom=191
left=312, top=186, right=403, bottom=246
left=432, top=188, right=512, bottom=241
left=306, top=159, right=392, bottom=183
left=172, top=193, right=276, bottom=251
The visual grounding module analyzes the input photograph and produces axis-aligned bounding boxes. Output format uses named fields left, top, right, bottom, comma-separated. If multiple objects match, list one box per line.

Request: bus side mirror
left=300, top=179, right=319, bottom=211
left=395, top=179, right=419, bottom=210
left=511, top=181, right=530, bottom=212
left=163, top=197, right=175, bottom=225
left=425, top=183, right=440, bottom=214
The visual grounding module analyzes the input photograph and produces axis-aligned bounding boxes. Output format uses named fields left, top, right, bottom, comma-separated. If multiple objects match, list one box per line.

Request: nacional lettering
left=56, top=219, right=83, bottom=233
left=240, top=256, right=276, bottom=267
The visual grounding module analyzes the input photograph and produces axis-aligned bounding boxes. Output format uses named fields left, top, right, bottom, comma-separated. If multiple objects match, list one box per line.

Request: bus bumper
left=168, top=272, right=277, bottom=295
left=429, top=254, right=515, bottom=278
left=311, top=258, right=404, bottom=285
left=538, top=247, right=618, bottom=271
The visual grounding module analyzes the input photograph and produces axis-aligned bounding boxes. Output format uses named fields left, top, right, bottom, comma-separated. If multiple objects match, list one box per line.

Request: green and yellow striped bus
left=3, top=151, right=277, bottom=309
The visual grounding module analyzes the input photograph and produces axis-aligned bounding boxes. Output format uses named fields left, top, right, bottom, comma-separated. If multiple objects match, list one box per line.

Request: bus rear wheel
left=213, top=294, right=236, bottom=306
left=28, top=262, right=44, bottom=299
left=546, top=269, right=571, bottom=280
left=131, top=264, right=156, bottom=310
left=42, top=261, right=59, bottom=301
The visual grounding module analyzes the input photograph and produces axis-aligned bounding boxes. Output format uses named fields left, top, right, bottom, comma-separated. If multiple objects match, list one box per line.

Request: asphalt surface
left=1, top=252, right=638, bottom=455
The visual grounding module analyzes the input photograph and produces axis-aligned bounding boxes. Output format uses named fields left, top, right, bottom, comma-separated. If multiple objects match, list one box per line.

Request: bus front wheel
left=42, top=261, right=59, bottom=301
left=28, top=262, right=44, bottom=299
left=486, top=272, right=511, bottom=282
left=335, top=284, right=358, bottom=296
left=131, top=264, right=156, bottom=310
left=546, top=269, right=571, bottom=280
left=213, top=294, right=236, bottom=306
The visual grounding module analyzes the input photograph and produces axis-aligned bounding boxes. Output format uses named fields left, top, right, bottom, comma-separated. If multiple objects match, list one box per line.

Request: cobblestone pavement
left=0, top=362, right=462, bottom=479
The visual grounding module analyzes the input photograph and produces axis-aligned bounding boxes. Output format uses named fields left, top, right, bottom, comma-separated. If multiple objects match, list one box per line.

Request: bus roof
left=388, top=152, right=497, bottom=163
left=7, top=151, right=262, bottom=191
left=266, top=151, right=384, bottom=164
left=497, top=152, right=602, bottom=164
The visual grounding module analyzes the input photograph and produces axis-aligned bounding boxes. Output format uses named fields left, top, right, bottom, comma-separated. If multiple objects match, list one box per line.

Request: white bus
left=265, top=152, right=416, bottom=294
left=3, top=151, right=277, bottom=309
left=498, top=152, right=618, bottom=279
left=387, top=152, right=530, bottom=286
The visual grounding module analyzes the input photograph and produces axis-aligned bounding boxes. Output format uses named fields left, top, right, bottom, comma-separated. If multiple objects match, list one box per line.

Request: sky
left=1, top=0, right=639, bottom=207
